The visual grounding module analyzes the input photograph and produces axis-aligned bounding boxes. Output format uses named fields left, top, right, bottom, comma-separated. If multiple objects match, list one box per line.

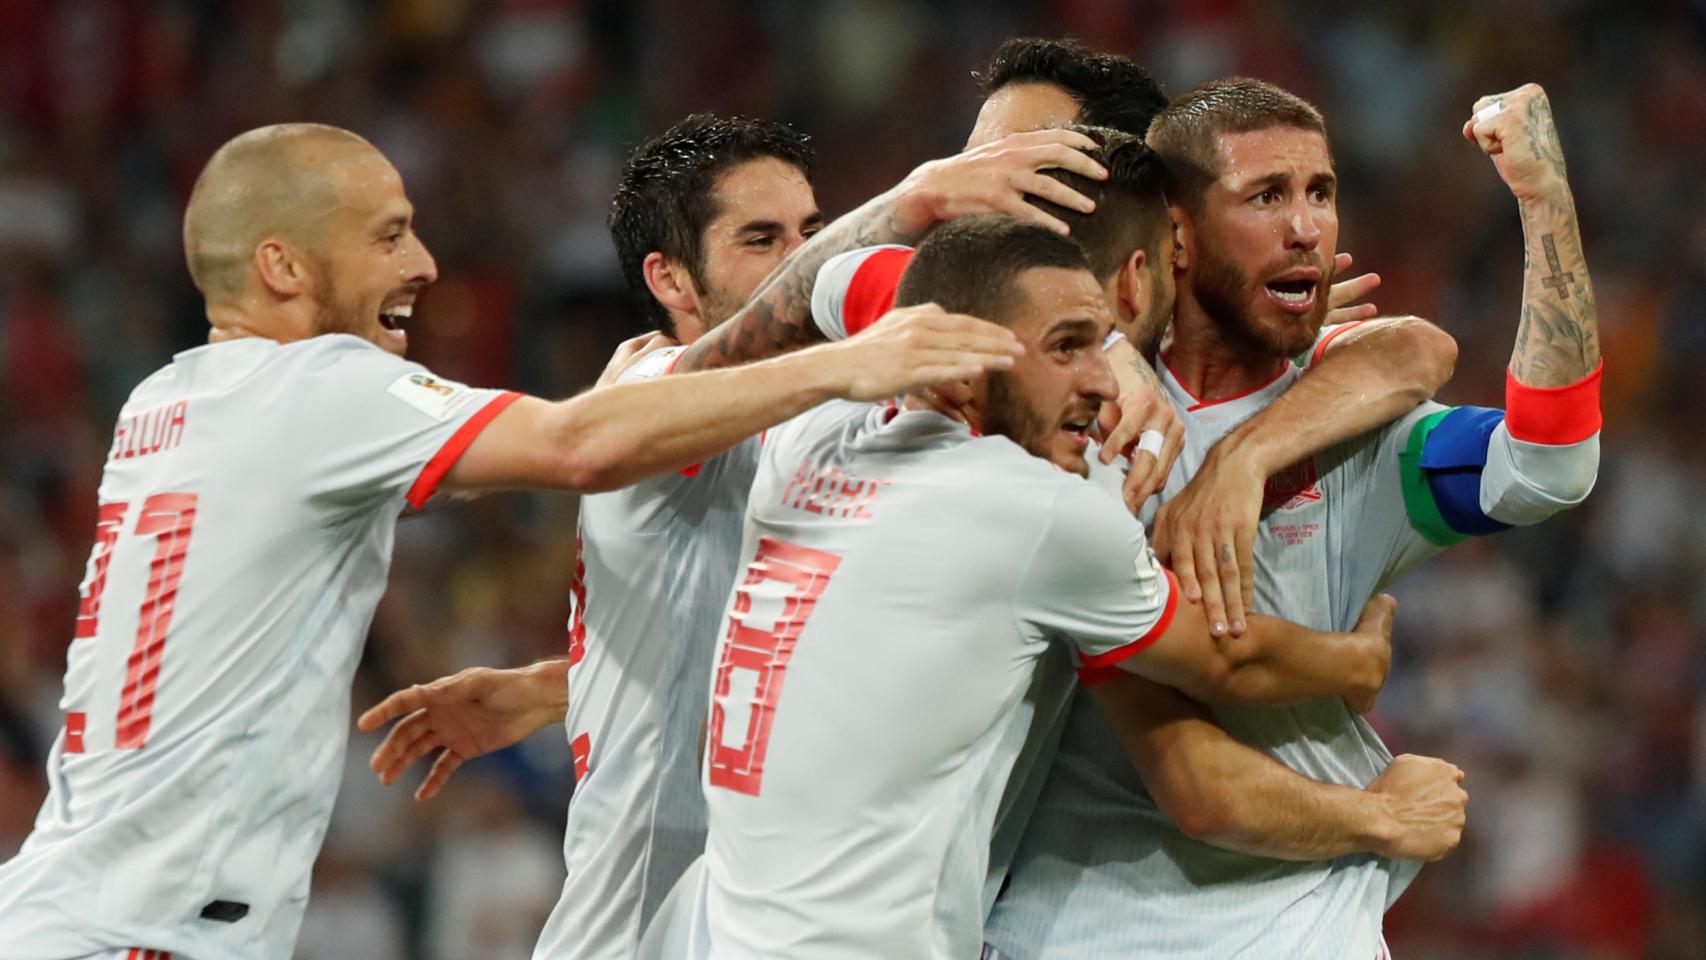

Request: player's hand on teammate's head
left=1151, top=444, right=1265, bottom=639
left=828, top=302, right=1022, bottom=403
left=359, top=665, right=561, bottom=802
left=1366, top=754, right=1468, bottom=862
left=1326, top=252, right=1381, bottom=327
left=1344, top=594, right=1396, bottom=715
left=888, top=128, right=1109, bottom=237
left=597, top=331, right=679, bottom=389
left=1462, top=83, right=1570, bottom=202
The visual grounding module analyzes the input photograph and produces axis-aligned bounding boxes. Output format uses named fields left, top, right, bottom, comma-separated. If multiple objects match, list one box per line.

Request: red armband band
left=843, top=247, right=913, bottom=336
left=1505, top=360, right=1602, bottom=444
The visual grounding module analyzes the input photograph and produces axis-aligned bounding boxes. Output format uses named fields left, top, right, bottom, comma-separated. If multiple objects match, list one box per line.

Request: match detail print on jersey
left=707, top=537, right=841, bottom=796
left=70, top=492, right=199, bottom=751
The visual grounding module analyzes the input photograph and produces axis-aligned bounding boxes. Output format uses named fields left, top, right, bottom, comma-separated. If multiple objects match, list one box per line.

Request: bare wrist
left=1358, top=791, right=1404, bottom=856
left=523, top=658, right=570, bottom=726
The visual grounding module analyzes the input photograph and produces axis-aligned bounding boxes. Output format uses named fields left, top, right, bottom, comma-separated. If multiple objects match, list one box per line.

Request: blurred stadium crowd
left=0, top=1, right=1702, bottom=958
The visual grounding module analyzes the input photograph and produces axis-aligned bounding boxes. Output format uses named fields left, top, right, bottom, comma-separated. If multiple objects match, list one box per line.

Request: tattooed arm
left=1464, top=83, right=1600, bottom=386
left=675, top=128, right=1108, bottom=373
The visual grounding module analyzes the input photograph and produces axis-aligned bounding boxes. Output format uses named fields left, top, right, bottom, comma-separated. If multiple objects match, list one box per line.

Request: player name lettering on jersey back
left=778, top=460, right=887, bottom=519
left=108, top=400, right=189, bottom=462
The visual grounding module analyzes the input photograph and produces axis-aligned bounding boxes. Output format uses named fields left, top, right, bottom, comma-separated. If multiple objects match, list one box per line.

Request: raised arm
left=673, top=129, right=1108, bottom=374
left=1466, top=84, right=1599, bottom=387
left=1088, top=674, right=1466, bottom=861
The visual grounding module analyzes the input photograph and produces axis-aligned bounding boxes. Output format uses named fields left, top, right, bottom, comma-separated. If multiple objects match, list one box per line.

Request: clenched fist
left=1462, top=83, right=1570, bottom=203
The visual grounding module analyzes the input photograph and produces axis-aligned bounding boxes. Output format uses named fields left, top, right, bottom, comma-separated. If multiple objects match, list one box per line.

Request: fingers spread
left=1019, top=171, right=1097, bottom=214
left=1328, top=271, right=1382, bottom=309
left=417, top=750, right=465, bottom=802
left=358, top=688, right=424, bottom=733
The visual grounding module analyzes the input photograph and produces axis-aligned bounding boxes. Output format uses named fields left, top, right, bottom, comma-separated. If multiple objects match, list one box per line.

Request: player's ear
left=920, top=379, right=977, bottom=426
left=1167, top=205, right=1190, bottom=274
left=254, top=237, right=309, bottom=298
left=1115, top=248, right=1149, bottom=330
left=643, top=252, right=700, bottom=322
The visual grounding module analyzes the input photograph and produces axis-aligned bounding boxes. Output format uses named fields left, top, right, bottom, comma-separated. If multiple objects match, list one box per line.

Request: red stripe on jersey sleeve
left=1505, top=360, right=1603, bottom=445
left=843, top=247, right=914, bottom=337
left=1076, top=569, right=1181, bottom=687
left=571, top=732, right=591, bottom=779
left=1310, top=320, right=1367, bottom=366
left=64, top=712, right=85, bottom=753
left=405, top=391, right=523, bottom=509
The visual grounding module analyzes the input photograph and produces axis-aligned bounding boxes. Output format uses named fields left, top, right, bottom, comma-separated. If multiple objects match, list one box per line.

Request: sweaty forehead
left=324, top=147, right=408, bottom=222
left=966, top=83, right=1081, bottom=148
left=1213, top=126, right=1332, bottom=187
left=1009, top=266, right=1109, bottom=334
left=706, top=156, right=816, bottom=229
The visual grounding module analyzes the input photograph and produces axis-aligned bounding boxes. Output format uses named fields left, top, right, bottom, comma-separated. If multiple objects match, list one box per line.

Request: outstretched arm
left=443, top=304, right=1021, bottom=496
left=1088, top=675, right=1467, bottom=862
left=360, top=659, right=571, bottom=801
left=674, top=128, right=1108, bottom=374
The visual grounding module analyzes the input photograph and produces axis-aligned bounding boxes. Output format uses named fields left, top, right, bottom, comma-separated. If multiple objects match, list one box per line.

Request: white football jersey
left=0, top=334, right=517, bottom=960
left=533, top=346, right=760, bottom=960
left=987, top=351, right=1435, bottom=959
left=683, top=399, right=1176, bottom=960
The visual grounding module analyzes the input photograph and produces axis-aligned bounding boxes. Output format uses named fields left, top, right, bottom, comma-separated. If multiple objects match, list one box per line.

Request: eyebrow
left=1240, top=170, right=1338, bottom=192
left=1046, top=318, right=1102, bottom=339
left=374, top=212, right=411, bottom=236
left=735, top=210, right=826, bottom=236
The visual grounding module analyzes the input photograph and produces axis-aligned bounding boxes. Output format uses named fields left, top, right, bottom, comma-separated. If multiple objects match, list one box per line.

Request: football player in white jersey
left=640, top=214, right=1412, bottom=960
left=0, top=122, right=1029, bottom=960
left=800, top=124, right=1475, bottom=956
left=984, top=81, right=1601, bottom=959
left=356, top=120, right=1113, bottom=960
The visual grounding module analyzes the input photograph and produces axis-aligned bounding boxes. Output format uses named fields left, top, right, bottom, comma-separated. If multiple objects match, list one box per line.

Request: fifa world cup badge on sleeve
left=387, top=372, right=476, bottom=420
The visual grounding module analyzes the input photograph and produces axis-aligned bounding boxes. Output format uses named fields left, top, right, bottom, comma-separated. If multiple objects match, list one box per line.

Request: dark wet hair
left=609, top=113, right=815, bottom=335
left=894, top=215, right=1092, bottom=326
left=1146, top=77, right=1329, bottom=210
left=975, top=37, right=1168, bottom=137
left=1024, top=124, right=1169, bottom=282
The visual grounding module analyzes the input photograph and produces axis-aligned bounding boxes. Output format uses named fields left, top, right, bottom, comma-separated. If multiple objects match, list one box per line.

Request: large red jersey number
left=72, top=493, right=199, bottom=750
left=706, top=537, right=840, bottom=796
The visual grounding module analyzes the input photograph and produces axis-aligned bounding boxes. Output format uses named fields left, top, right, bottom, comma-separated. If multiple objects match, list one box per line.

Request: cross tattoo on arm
left=1541, top=234, right=1575, bottom=300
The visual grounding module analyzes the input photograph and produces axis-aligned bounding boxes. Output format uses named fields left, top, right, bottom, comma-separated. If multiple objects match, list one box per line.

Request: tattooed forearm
left=675, top=195, right=905, bottom=374
left=1511, top=193, right=1599, bottom=387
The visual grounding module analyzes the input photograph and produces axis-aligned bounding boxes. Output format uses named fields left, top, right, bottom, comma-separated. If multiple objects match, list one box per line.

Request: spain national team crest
left=1262, top=457, right=1323, bottom=513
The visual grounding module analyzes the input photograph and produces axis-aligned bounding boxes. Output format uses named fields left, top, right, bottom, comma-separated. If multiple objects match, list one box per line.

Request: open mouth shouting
left=1061, top=412, right=1095, bottom=453
left=376, top=302, right=413, bottom=351
left=1263, top=265, right=1323, bottom=316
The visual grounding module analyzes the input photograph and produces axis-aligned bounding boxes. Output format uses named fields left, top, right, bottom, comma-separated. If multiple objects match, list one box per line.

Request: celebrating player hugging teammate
left=0, top=123, right=1034, bottom=960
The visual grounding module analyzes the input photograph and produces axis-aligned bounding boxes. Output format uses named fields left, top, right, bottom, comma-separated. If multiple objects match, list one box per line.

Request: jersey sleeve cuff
left=405, top=390, right=522, bottom=509
left=1075, top=569, right=1180, bottom=687
left=1505, top=360, right=1602, bottom=444
left=842, top=246, right=912, bottom=337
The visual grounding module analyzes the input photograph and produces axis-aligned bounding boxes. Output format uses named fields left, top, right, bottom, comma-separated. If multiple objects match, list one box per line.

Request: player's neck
left=205, top=302, right=303, bottom=347
left=1163, top=298, right=1287, bottom=403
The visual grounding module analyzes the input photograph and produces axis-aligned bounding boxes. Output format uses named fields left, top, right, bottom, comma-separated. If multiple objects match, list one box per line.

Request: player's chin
left=1050, top=439, right=1091, bottom=478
